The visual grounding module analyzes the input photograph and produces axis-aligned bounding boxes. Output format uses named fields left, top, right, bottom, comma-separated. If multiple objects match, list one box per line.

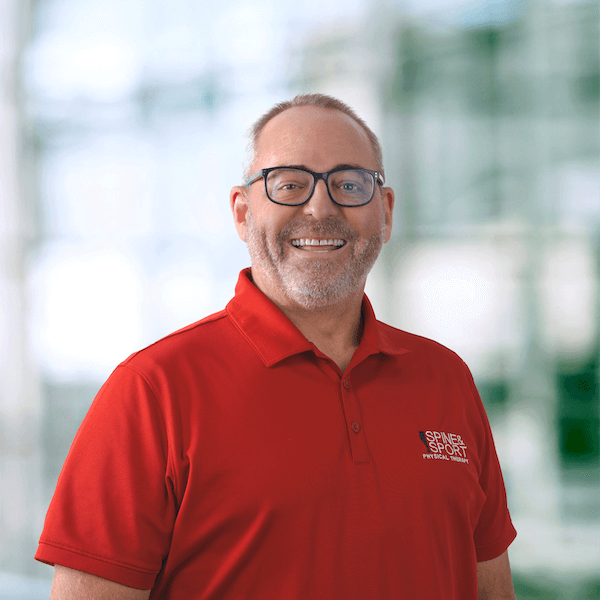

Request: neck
left=253, top=275, right=365, bottom=372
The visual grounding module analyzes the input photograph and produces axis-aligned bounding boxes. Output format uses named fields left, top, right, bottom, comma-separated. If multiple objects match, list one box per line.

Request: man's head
left=230, top=94, right=394, bottom=311
left=243, top=94, right=385, bottom=182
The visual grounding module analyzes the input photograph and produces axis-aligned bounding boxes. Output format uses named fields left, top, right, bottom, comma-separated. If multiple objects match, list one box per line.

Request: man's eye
left=275, top=179, right=309, bottom=192
left=339, top=181, right=363, bottom=193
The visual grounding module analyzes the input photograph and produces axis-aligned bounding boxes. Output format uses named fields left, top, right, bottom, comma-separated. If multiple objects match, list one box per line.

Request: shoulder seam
left=123, top=310, right=228, bottom=362
left=115, top=364, right=179, bottom=495
left=377, top=321, right=463, bottom=356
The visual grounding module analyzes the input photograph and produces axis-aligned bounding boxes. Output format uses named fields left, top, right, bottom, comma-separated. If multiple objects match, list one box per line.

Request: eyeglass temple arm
left=245, top=170, right=265, bottom=186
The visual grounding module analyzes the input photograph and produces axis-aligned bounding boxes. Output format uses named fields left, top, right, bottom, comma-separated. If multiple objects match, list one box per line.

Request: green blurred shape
left=578, top=72, right=600, bottom=105
left=561, top=418, right=597, bottom=457
left=386, top=24, right=426, bottom=107
left=513, top=572, right=600, bottom=600
left=556, top=352, right=599, bottom=467
left=477, top=379, right=510, bottom=422
left=464, top=27, right=502, bottom=114
left=479, top=380, right=509, bottom=406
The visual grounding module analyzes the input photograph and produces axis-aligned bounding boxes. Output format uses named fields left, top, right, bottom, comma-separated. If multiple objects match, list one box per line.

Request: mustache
left=276, top=217, right=359, bottom=243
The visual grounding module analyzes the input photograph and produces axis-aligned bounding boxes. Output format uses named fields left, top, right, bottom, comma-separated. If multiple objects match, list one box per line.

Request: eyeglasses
left=245, top=166, right=384, bottom=207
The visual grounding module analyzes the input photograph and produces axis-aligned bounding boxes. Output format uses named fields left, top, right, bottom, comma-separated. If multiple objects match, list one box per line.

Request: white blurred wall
left=0, top=0, right=46, bottom=579
left=0, top=0, right=598, bottom=595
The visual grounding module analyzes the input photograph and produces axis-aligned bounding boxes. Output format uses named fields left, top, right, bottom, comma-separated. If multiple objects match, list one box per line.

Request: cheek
left=352, top=238, right=371, bottom=255
left=351, top=213, right=386, bottom=244
left=247, top=216, right=287, bottom=261
left=248, top=204, right=292, bottom=239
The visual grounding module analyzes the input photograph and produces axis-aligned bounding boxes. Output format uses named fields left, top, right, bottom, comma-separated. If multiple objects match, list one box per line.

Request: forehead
left=254, top=106, right=376, bottom=171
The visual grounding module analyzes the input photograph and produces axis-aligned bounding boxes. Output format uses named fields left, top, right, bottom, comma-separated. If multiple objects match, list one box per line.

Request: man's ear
left=382, top=186, right=395, bottom=243
left=230, top=186, right=249, bottom=242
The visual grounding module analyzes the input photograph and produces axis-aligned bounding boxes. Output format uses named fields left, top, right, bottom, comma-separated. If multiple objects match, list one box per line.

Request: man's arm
left=50, top=565, right=151, bottom=600
left=477, top=550, right=516, bottom=600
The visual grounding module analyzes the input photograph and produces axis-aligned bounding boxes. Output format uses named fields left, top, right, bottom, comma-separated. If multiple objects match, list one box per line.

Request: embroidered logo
left=419, top=430, right=469, bottom=464
left=419, top=431, right=431, bottom=453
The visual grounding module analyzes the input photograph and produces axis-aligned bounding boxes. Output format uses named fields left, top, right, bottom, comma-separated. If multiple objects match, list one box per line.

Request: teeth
left=291, top=239, right=345, bottom=247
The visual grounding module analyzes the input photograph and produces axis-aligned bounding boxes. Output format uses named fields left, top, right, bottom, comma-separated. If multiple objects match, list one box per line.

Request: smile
left=290, top=239, right=346, bottom=249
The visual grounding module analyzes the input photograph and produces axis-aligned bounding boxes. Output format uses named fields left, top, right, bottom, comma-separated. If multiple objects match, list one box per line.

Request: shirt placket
left=340, top=374, right=370, bottom=464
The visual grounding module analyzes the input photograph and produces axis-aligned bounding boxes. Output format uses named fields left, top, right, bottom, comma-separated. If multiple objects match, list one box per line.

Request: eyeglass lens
left=266, top=168, right=375, bottom=206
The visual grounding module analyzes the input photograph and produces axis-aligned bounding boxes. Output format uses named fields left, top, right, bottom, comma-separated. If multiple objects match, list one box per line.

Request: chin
left=281, top=267, right=366, bottom=310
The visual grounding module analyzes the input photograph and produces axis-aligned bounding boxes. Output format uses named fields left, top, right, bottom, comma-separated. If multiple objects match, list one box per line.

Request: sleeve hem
left=35, top=541, right=157, bottom=590
left=475, top=525, right=517, bottom=562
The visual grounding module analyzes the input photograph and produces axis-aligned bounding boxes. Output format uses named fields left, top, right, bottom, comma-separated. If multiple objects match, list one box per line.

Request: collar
left=226, top=268, right=410, bottom=367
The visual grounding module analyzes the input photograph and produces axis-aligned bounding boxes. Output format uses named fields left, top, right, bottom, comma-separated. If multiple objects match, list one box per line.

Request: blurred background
left=0, top=0, right=598, bottom=598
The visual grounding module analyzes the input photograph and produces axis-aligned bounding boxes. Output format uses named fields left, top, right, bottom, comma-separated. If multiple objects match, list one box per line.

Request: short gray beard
left=245, top=207, right=386, bottom=310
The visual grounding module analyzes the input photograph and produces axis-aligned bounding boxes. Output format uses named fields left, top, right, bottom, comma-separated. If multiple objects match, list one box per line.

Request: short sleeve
left=468, top=374, right=517, bottom=561
left=35, top=365, right=178, bottom=590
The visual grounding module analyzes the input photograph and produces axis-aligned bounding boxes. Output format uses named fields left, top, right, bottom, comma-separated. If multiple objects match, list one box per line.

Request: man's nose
left=302, top=179, right=340, bottom=220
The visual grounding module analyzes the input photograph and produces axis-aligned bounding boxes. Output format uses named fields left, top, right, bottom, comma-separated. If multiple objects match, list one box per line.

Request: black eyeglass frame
left=245, top=166, right=385, bottom=207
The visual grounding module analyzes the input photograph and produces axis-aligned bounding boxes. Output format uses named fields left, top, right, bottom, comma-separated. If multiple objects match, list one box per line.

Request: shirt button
left=343, top=379, right=350, bottom=389
left=351, top=421, right=361, bottom=434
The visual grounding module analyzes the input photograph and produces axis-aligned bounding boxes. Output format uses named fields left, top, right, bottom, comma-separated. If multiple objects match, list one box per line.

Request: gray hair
left=242, top=93, right=384, bottom=182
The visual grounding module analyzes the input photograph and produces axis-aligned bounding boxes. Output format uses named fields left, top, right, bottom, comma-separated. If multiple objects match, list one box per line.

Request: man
left=37, top=93, right=517, bottom=599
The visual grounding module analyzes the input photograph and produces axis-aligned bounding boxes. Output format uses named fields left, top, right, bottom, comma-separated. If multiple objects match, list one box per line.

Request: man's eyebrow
left=283, top=163, right=366, bottom=171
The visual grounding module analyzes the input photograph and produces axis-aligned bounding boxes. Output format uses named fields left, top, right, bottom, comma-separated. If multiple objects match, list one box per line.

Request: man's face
left=230, top=106, right=394, bottom=310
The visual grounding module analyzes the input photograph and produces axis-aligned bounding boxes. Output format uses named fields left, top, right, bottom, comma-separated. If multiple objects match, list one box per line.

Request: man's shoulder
left=121, top=308, right=232, bottom=369
left=376, top=320, right=467, bottom=367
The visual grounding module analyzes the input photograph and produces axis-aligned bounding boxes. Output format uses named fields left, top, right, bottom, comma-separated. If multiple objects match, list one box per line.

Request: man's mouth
left=290, top=239, right=346, bottom=250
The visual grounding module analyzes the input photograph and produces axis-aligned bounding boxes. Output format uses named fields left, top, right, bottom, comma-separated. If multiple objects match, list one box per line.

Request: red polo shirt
left=36, top=268, right=516, bottom=599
